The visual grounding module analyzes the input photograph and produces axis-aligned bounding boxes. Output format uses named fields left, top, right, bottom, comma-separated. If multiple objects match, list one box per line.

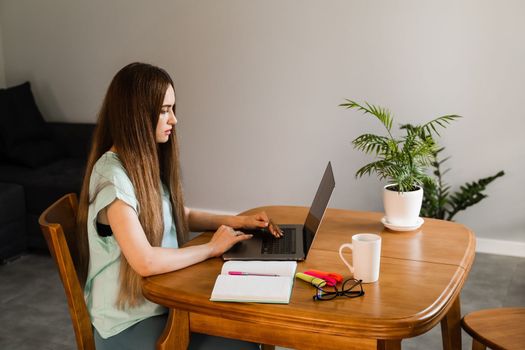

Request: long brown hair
left=77, top=62, right=189, bottom=308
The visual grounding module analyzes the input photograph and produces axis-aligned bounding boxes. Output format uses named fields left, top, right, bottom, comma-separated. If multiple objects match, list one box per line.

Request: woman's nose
left=170, top=112, right=177, bottom=125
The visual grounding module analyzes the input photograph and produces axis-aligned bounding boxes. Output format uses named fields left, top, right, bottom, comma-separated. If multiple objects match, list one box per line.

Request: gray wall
left=0, top=0, right=523, bottom=244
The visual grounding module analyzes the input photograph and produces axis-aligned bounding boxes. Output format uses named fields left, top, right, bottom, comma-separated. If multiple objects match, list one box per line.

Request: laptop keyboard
left=261, top=228, right=296, bottom=254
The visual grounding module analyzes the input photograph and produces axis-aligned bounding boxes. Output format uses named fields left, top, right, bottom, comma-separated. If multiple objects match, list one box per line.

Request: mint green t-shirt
left=84, top=152, right=179, bottom=339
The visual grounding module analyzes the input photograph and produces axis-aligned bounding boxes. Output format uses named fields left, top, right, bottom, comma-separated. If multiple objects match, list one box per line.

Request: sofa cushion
left=5, top=139, right=66, bottom=168
left=0, top=82, right=63, bottom=167
left=0, top=157, right=87, bottom=251
left=0, top=157, right=86, bottom=215
left=0, top=183, right=26, bottom=261
left=49, top=122, right=95, bottom=158
left=0, top=182, right=25, bottom=224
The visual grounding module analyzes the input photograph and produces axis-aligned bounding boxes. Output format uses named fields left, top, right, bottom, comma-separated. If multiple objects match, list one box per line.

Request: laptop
left=223, top=161, right=335, bottom=261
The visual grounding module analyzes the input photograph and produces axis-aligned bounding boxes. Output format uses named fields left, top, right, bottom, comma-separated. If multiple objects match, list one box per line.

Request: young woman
left=76, top=62, right=279, bottom=349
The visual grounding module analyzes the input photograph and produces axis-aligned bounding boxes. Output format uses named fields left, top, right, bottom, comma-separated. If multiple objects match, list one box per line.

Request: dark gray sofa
left=0, top=82, right=95, bottom=260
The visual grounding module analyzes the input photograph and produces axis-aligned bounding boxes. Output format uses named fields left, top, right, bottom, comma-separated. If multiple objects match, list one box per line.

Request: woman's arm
left=107, top=199, right=252, bottom=277
left=185, top=207, right=282, bottom=237
left=184, top=208, right=267, bottom=231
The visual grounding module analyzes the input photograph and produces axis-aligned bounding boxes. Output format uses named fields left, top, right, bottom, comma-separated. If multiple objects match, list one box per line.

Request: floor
left=0, top=252, right=523, bottom=350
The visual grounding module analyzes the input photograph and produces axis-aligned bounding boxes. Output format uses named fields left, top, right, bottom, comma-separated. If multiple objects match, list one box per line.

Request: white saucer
left=381, top=217, right=424, bottom=231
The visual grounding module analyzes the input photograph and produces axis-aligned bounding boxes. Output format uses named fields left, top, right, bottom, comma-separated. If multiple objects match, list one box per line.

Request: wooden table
left=142, top=206, right=476, bottom=350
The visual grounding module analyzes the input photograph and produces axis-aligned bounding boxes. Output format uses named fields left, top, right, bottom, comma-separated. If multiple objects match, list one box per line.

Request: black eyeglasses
left=313, top=278, right=365, bottom=301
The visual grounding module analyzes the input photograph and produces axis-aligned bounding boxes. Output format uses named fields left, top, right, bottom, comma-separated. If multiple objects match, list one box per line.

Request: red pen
left=228, top=271, right=280, bottom=277
left=303, top=271, right=337, bottom=286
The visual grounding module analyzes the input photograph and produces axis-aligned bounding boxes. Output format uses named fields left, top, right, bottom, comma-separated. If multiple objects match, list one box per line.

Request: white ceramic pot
left=383, top=184, right=423, bottom=227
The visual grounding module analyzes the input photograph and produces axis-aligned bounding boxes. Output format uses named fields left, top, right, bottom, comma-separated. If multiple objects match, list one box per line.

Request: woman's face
left=156, top=84, right=177, bottom=143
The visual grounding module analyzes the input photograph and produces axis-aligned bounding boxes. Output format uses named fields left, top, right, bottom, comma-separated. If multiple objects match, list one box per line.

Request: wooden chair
left=461, top=307, right=525, bottom=350
left=39, top=193, right=95, bottom=350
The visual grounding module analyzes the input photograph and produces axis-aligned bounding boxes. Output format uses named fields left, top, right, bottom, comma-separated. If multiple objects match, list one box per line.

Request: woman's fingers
left=253, top=213, right=283, bottom=238
left=268, top=219, right=284, bottom=237
left=235, top=232, right=253, bottom=241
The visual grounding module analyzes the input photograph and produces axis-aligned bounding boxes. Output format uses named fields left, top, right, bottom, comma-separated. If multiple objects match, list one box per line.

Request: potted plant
left=421, top=146, right=504, bottom=221
left=340, top=100, right=460, bottom=230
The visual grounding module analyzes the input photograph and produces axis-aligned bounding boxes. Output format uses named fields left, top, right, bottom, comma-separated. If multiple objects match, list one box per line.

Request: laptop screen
left=303, top=162, right=335, bottom=252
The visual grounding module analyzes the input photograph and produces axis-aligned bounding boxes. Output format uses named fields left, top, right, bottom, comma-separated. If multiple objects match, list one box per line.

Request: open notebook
left=210, top=261, right=297, bottom=304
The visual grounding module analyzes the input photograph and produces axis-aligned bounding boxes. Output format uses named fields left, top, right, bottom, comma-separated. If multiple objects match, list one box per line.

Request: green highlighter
left=295, top=272, right=327, bottom=288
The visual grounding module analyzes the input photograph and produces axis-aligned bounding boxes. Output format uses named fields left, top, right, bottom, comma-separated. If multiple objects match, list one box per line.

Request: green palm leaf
left=421, top=115, right=461, bottom=137
left=352, top=134, right=390, bottom=155
left=340, top=99, right=393, bottom=132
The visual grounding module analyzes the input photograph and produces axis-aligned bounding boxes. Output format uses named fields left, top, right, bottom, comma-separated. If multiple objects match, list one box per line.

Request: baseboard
left=476, top=238, right=525, bottom=258
left=189, top=207, right=525, bottom=258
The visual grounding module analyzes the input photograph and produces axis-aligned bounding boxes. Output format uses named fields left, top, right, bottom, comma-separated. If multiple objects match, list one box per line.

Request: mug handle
left=338, top=243, right=354, bottom=274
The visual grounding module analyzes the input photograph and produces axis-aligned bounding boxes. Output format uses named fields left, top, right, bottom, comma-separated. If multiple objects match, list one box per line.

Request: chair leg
left=472, top=339, right=486, bottom=350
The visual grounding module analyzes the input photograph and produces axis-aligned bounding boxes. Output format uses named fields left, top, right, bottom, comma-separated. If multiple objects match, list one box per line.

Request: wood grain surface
left=461, top=308, right=525, bottom=350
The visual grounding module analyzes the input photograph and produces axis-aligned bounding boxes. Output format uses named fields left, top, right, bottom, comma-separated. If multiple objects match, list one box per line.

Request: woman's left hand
left=235, top=212, right=283, bottom=238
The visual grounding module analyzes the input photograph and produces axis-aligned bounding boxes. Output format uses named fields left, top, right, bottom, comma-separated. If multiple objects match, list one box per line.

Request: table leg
left=261, top=345, right=275, bottom=350
left=377, top=339, right=401, bottom=350
left=441, top=295, right=462, bottom=350
left=156, top=308, right=189, bottom=350
left=472, top=339, right=486, bottom=350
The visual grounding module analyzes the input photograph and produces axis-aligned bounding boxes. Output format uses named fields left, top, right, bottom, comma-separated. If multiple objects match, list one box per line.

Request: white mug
left=338, top=233, right=381, bottom=283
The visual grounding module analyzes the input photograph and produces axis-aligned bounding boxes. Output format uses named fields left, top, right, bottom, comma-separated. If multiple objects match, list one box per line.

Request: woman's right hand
left=207, top=225, right=253, bottom=258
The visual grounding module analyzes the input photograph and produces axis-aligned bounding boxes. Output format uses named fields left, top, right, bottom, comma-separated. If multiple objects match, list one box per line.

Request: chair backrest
left=39, top=193, right=95, bottom=350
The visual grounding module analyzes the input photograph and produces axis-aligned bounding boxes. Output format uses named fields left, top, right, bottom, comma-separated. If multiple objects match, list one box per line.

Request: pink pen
left=228, top=271, right=280, bottom=277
